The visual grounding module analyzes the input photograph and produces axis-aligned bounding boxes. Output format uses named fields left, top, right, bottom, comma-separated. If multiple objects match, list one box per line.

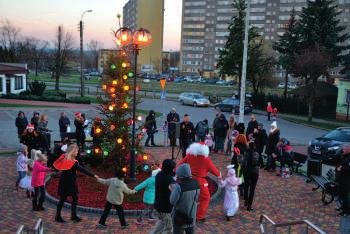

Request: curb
left=45, top=173, right=221, bottom=216
left=281, top=117, right=331, bottom=131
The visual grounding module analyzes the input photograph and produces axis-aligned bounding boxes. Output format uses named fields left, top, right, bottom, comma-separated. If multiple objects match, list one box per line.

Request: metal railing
left=259, top=214, right=326, bottom=234
left=16, top=218, right=43, bottom=234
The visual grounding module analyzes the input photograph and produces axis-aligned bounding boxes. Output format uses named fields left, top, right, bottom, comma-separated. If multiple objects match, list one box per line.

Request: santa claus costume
left=178, top=142, right=221, bottom=221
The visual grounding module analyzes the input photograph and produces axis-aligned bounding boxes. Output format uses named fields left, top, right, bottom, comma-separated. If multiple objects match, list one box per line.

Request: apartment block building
left=123, top=0, right=164, bottom=73
left=180, top=0, right=350, bottom=77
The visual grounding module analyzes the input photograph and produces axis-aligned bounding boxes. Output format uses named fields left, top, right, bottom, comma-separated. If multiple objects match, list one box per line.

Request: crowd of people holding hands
left=14, top=106, right=300, bottom=233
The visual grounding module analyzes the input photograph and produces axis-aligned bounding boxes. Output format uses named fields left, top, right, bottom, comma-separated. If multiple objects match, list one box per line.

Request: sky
left=0, top=0, right=182, bottom=51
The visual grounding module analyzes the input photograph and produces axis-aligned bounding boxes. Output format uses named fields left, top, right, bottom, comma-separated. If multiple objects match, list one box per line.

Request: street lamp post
left=80, top=9, right=93, bottom=97
left=239, top=0, right=250, bottom=124
left=115, top=27, right=152, bottom=180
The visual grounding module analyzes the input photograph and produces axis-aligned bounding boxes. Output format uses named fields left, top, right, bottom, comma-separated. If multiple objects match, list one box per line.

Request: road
left=0, top=98, right=327, bottom=149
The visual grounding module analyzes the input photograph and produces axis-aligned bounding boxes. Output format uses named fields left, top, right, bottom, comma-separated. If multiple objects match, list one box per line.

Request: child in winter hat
left=134, top=168, right=161, bottom=225
left=219, top=165, right=242, bottom=221
left=16, top=144, right=29, bottom=190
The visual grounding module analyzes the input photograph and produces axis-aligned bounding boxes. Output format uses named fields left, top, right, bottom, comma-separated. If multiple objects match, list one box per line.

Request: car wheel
left=193, top=102, right=197, bottom=107
left=181, top=100, right=185, bottom=105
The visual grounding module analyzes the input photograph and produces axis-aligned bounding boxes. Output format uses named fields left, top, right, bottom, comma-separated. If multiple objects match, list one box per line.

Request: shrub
left=44, top=90, right=67, bottom=98
left=19, top=90, right=31, bottom=96
left=29, top=81, right=46, bottom=96
left=67, top=96, right=91, bottom=104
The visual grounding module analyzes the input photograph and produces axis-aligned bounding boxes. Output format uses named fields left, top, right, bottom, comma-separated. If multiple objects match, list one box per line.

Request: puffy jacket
left=135, top=176, right=156, bottom=205
left=97, top=177, right=136, bottom=205
left=31, top=161, right=50, bottom=187
left=170, top=164, right=200, bottom=228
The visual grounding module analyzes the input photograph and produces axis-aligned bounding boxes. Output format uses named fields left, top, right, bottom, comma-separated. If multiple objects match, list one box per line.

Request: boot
left=55, top=215, right=65, bottom=223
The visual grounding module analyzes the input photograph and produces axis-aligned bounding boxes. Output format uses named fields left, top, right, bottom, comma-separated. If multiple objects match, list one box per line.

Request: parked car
left=205, top=78, right=219, bottom=84
left=225, top=80, right=237, bottom=86
left=308, top=127, right=350, bottom=165
left=216, top=80, right=226, bottom=85
left=174, top=77, right=185, bottom=83
left=178, top=92, right=210, bottom=107
left=214, top=98, right=253, bottom=114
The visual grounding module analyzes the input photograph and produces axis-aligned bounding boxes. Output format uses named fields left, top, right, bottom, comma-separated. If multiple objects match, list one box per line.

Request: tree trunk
left=35, top=59, right=39, bottom=76
left=55, top=70, right=60, bottom=91
left=307, top=78, right=317, bottom=122
left=284, top=72, right=288, bottom=100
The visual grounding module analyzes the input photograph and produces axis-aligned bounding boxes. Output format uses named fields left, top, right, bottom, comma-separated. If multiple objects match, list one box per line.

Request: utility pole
left=80, top=20, right=84, bottom=97
left=239, top=0, right=250, bottom=124
left=79, top=10, right=92, bottom=97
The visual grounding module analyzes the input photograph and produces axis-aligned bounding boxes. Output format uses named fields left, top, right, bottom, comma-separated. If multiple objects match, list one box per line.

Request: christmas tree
left=88, top=50, right=146, bottom=173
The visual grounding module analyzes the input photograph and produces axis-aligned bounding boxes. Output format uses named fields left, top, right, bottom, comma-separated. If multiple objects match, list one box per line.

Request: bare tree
left=52, top=25, right=74, bottom=90
left=87, top=40, right=103, bottom=71
left=293, top=46, right=331, bottom=122
left=17, top=37, right=48, bottom=75
left=0, top=18, right=21, bottom=50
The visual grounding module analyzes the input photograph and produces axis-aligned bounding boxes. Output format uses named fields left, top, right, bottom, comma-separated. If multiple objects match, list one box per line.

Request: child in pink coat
left=31, top=152, right=51, bottom=211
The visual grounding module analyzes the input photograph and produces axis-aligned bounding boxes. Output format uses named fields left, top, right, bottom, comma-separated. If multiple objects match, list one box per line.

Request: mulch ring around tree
left=46, top=168, right=218, bottom=210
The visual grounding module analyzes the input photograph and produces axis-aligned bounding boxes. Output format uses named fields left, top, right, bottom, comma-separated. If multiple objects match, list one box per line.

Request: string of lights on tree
left=86, top=49, right=150, bottom=173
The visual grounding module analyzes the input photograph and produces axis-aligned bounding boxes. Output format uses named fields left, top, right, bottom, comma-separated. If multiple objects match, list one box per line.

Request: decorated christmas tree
left=88, top=50, right=146, bottom=173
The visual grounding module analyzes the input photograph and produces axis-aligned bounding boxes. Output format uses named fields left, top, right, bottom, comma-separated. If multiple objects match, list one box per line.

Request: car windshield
left=323, top=129, right=350, bottom=142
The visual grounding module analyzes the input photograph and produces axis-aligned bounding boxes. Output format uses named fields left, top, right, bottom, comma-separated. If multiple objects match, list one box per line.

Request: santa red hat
left=186, top=142, right=209, bottom=157
left=75, top=112, right=81, bottom=117
left=26, top=124, right=34, bottom=130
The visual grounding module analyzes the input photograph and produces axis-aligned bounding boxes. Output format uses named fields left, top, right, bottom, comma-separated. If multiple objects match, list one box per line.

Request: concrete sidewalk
left=253, top=109, right=350, bottom=127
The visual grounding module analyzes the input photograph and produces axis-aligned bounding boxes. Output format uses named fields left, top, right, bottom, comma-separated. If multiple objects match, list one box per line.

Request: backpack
left=196, top=122, right=207, bottom=137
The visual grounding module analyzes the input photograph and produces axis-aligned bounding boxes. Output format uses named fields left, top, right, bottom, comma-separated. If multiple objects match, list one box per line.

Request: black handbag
left=174, top=189, right=198, bottom=226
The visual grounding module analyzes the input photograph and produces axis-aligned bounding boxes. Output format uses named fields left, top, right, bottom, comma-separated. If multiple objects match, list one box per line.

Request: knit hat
left=18, top=144, right=27, bottom=153
left=75, top=112, right=81, bottom=117
left=26, top=124, right=34, bottom=130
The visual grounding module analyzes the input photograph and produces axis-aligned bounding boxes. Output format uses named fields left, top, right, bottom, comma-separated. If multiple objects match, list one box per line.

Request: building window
left=0, top=77, right=2, bottom=92
left=14, top=76, right=23, bottom=90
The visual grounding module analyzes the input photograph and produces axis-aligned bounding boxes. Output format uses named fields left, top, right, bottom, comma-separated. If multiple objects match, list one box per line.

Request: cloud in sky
left=0, top=0, right=182, bottom=50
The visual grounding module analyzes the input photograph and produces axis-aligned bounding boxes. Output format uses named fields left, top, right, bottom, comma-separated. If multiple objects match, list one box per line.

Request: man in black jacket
left=246, top=115, right=258, bottom=138
left=152, top=159, right=176, bottom=234
left=253, top=123, right=268, bottom=168
left=180, top=114, right=195, bottom=158
left=167, top=108, right=180, bottom=146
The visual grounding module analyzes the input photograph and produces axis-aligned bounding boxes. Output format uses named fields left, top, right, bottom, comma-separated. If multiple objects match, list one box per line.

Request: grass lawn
left=29, top=72, right=283, bottom=97
left=0, top=103, right=65, bottom=108
left=283, top=117, right=347, bottom=130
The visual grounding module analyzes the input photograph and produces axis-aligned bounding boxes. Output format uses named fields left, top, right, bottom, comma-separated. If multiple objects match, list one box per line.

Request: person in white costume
left=219, top=165, right=242, bottom=221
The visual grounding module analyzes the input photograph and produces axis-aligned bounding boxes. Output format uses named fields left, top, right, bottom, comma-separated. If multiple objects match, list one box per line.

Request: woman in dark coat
left=243, top=142, right=260, bottom=211
left=253, top=123, right=268, bottom=168
left=144, top=110, right=157, bottom=147
left=53, top=143, right=97, bottom=223
left=21, top=124, right=40, bottom=158
left=37, top=114, right=51, bottom=152
left=15, top=111, right=28, bottom=140
left=265, top=121, right=280, bottom=171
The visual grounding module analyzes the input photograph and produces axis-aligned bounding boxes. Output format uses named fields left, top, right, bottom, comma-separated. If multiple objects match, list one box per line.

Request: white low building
left=0, top=63, right=28, bottom=95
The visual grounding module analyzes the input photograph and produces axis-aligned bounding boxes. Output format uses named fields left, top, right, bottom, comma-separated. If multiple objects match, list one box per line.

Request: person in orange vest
left=266, top=102, right=273, bottom=121
left=178, top=142, right=221, bottom=222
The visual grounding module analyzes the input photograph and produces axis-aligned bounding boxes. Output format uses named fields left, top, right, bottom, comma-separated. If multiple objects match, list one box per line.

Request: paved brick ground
left=0, top=147, right=340, bottom=233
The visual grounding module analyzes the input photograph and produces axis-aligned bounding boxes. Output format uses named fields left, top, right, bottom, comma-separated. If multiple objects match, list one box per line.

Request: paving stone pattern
left=0, top=147, right=340, bottom=233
